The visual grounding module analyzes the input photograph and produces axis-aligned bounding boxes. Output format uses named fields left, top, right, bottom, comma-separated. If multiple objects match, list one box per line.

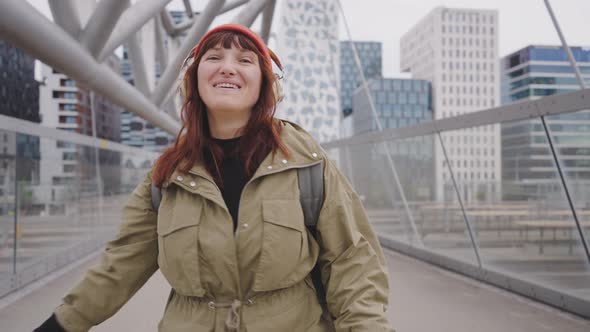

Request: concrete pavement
left=1, top=249, right=589, bottom=331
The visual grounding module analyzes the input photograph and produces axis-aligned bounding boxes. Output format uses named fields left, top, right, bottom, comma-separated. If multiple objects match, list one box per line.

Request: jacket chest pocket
left=157, top=189, right=205, bottom=297
left=253, top=199, right=311, bottom=292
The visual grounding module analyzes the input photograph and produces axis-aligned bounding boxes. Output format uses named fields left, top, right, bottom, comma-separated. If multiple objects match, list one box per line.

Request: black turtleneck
left=212, top=136, right=248, bottom=231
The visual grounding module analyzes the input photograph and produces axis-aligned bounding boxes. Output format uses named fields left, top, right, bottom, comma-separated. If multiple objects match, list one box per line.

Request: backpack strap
left=151, top=182, right=162, bottom=211
left=297, top=162, right=326, bottom=306
left=298, top=162, right=324, bottom=228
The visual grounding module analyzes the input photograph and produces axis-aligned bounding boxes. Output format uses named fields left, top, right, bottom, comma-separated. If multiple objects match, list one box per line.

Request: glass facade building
left=0, top=41, right=40, bottom=123
left=352, top=78, right=432, bottom=133
left=0, top=42, right=41, bottom=216
left=501, top=45, right=590, bottom=201
left=340, top=41, right=382, bottom=118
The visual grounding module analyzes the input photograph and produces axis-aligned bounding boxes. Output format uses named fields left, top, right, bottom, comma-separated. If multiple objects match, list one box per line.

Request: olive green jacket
left=54, top=121, right=393, bottom=331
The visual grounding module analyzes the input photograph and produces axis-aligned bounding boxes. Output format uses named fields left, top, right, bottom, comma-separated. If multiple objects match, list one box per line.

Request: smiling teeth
left=215, top=83, right=239, bottom=89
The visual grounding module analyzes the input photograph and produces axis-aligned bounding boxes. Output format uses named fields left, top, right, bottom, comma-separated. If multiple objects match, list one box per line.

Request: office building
left=352, top=78, right=432, bottom=133
left=0, top=42, right=41, bottom=215
left=401, top=7, right=501, bottom=202
left=501, top=45, right=590, bottom=201
left=339, top=41, right=382, bottom=137
left=38, top=57, right=123, bottom=212
left=0, top=41, right=40, bottom=122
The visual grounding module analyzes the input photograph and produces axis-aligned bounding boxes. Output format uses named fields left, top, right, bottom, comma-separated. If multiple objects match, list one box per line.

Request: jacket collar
left=175, top=119, right=324, bottom=184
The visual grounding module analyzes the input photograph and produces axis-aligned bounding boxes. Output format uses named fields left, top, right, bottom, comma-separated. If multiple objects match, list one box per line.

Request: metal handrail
left=323, top=88, right=590, bottom=149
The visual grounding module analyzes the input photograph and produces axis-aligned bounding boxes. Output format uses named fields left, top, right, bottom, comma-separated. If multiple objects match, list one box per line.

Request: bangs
left=201, top=31, right=260, bottom=55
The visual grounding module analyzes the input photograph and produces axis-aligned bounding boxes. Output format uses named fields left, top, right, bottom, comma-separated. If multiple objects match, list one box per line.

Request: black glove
left=34, top=314, right=66, bottom=332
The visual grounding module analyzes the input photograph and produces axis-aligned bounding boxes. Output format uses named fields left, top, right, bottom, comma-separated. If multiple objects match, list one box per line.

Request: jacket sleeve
left=53, top=171, right=159, bottom=332
left=317, top=159, right=394, bottom=332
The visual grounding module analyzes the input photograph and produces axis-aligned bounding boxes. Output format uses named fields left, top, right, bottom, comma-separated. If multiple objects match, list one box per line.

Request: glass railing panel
left=340, top=141, right=413, bottom=242
left=14, top=136, right=97, bottom=273
left=377, top=135, right=438, bottom=248
left=0, top=129, right=17, bottom=279
left=456, top=116, right=590, bottom=301
left=0, top=127, right=159, bottom=286
left=541, top=109, right=590, bottom=301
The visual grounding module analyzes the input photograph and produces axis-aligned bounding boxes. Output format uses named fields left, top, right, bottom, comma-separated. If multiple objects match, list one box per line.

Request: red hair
left=152, top=30, right=289, bottom=188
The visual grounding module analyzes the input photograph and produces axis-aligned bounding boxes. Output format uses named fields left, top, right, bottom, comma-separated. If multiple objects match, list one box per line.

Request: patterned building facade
left=277, top=0, right=340, bottom=142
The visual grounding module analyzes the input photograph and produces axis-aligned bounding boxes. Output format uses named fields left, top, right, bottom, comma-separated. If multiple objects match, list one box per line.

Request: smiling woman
left=35, top=24, right=393, bottom=332
left=197, top=42, right=263, bottom=139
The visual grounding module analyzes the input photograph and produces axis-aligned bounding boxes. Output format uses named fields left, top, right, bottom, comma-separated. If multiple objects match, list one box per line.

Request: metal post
left=128, top=33, right=152, bottom=96
left=437, top=133, right=482, bottom=268
left=90, top=91, right=104, bottom=231
left=12, top=165, right=18, bottom=274
left=231, top=0, right=270, bottom=27
left=79, top=0, right=130, bottom=58
left=155, top=16, right=169, bottom=72
left=48, top=0, right=81, bottom=39
left=183, top=0, right=195, bottom=18
left=337, top=0, right=422, bottom=245
left=260, top=0, right=276, bottom=43
left=98, top=0, right=174, bottom=62
left=543, top=0, right=586, bottom=88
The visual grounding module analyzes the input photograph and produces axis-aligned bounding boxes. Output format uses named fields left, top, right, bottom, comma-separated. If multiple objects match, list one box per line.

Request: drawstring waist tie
left=207, top=298, right=254, bottom=331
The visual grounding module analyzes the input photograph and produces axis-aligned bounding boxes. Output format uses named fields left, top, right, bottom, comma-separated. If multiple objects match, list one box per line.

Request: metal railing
left=0, top=114, right=158, bottom=298
left=322, top=89, right=590, bottom=319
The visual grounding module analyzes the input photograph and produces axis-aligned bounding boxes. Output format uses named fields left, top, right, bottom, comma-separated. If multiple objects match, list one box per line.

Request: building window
left=60, top=79, right=75, bottom=87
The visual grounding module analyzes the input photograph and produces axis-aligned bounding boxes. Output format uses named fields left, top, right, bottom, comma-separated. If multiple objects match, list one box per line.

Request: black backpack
left=150, top=162, right=326, bottom=305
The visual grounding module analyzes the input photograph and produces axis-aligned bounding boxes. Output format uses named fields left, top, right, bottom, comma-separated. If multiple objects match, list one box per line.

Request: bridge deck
left=0, top=248, right=588, bottom=331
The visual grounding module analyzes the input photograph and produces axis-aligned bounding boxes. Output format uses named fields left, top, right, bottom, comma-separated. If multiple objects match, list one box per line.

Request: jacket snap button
left=189, top=181, right=196, bottom=187
left=267, top=165, right=273, bottom=170
left=312, top=153, right=318, bottom=158
left=282, top=159, right=287, bottom=164
left=242, top=223, right=249, bottom=228
left=176, top=176, right=184, bottom=181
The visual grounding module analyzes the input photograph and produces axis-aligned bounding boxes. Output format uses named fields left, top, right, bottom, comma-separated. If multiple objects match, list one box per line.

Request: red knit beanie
left=190, top=24, right=273, bottom=70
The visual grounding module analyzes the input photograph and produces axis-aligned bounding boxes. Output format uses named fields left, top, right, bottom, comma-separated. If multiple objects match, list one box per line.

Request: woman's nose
left=219, top=60, right=236, bottom=76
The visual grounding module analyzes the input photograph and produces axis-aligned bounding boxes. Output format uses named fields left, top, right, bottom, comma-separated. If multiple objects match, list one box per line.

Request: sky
left=28, top=0, right=589, bottom=78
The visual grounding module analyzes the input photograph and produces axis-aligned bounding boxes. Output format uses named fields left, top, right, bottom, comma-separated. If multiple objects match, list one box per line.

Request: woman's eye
left=206, top=56, right=220, bottom=60
left=240, top=58, right=253, bottom=63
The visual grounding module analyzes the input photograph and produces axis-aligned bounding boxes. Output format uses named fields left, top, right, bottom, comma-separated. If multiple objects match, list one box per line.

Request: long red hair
left=152, top=30, right=289, bottom=188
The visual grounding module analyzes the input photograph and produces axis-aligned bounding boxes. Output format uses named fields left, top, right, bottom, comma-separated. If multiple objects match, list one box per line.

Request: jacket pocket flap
left=262, top=199, right=305, bottom=232
left=158, top=193, right=203, bottom=236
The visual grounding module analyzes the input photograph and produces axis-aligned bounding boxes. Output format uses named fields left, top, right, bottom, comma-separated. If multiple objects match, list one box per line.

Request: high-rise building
left=500, top=45, right=590, bottom=201
left=277, top=0, right=340, bottom=142
left=0, top=41, right=40, bottom=122
left=401, top=7, right=501, bottom=202
left=38, top=57, right=123, bottom=211
left=0, top=41, right=41, bottom=214
left=352, top=78, right=432, bottom=133
left=339, top=41, right=382, bottom=137
left=340, top=42, right=382, bottom=115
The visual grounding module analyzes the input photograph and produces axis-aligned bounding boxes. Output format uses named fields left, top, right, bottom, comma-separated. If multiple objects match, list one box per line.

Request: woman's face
left=197, top=43, right=262, bottom=116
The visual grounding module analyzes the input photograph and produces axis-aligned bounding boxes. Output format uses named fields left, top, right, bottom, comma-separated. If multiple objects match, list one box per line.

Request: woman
left=36, top=24, right=393, bottom=332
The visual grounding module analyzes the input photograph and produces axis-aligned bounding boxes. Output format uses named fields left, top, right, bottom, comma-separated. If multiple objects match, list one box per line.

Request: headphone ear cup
left=273, top=74, right=284, bottom=103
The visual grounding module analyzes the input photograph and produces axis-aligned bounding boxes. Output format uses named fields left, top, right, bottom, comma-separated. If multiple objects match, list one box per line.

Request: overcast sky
left=28, top=0, right=589, bottom=77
